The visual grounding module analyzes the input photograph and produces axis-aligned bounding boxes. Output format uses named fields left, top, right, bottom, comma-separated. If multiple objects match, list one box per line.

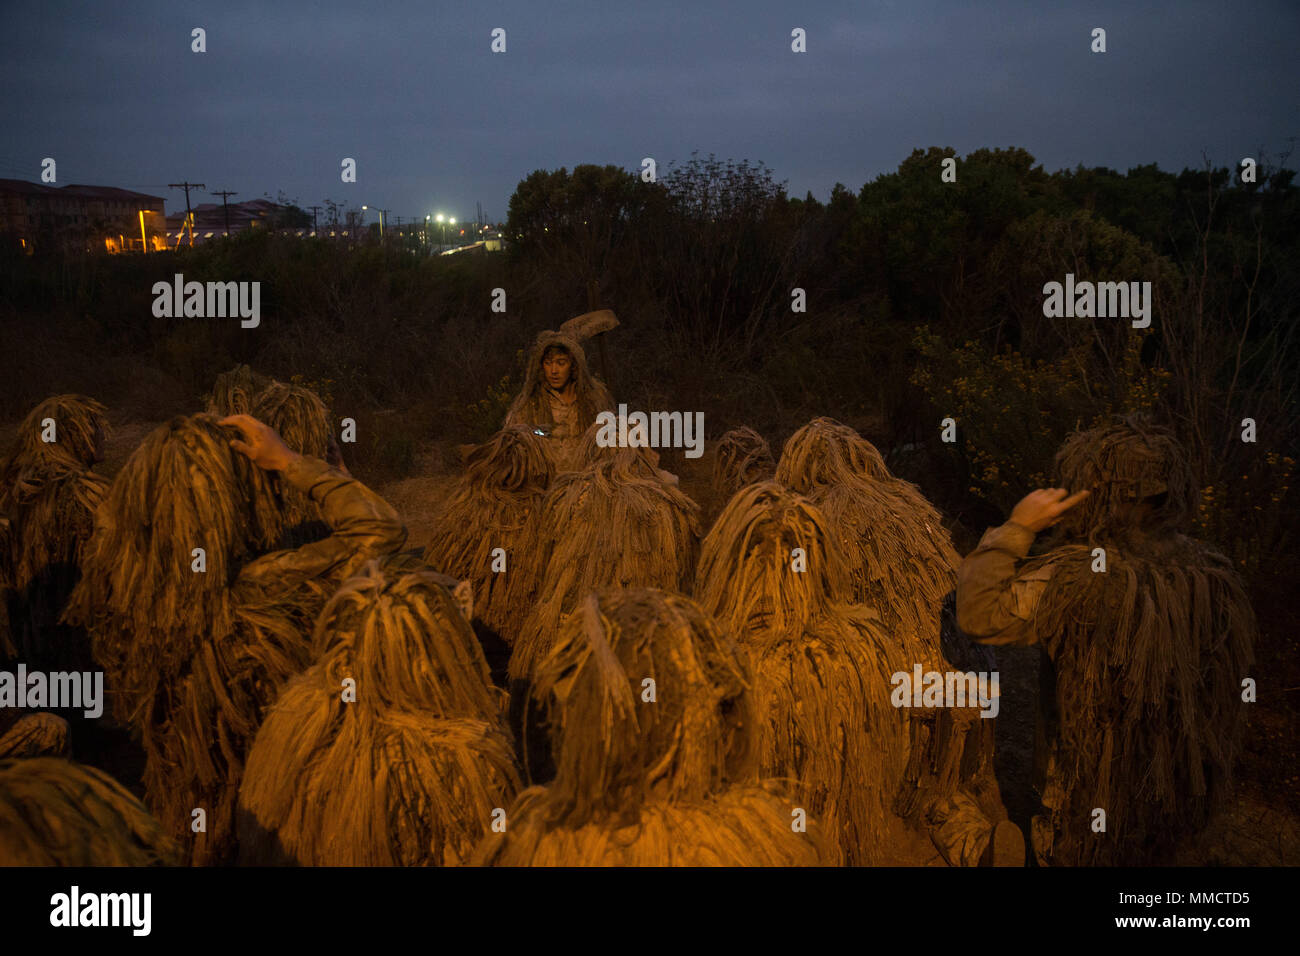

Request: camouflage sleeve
left=955, top=522, right=1052, bottom=646
left=237, top=456, right=406, bottom=597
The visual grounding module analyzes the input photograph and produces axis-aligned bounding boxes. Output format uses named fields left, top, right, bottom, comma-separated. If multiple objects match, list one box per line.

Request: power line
left=168, top=182, right=206, bottom=246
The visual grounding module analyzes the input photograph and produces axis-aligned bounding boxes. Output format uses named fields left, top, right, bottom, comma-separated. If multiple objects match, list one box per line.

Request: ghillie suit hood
left=475, top=588, right=826, bottom=866
left=710, top=426, right=775, bottom=513
left=1048, top=418, right=1198, bottom=543
left=1022, top=420, right=1255, bottom=865
left=250, top=382, right=333, bottom=549
left=506, top=426, right=701, bottom=683
left=504, top=330, right=613, bottom=471
left=0, top=395, right=108, bottom=671
left=695, top=482, right=937, bottom=865
left=63, top=415, right=326, bottom=865
left=775, top=417, right=959, bottom=639
left=206, top=364, right=274, bottom=417
left=0, top=711, right=69, bottom=760
left=238, top=561, right=522, bottom=866
left=0, top=757, right=179, bottom=865
left=423, top=425, right=555, bottom=647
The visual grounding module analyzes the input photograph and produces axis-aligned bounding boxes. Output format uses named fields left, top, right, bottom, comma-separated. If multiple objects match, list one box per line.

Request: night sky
left=2, top=0, right=1295, bottom=223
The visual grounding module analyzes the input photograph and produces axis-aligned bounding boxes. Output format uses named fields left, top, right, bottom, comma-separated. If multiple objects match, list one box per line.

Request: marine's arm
left=955, top=522, right=1046, bottom=646
left=955, top=488, right=1090, bottom=646
left=222, top=415, right=406, bottom=593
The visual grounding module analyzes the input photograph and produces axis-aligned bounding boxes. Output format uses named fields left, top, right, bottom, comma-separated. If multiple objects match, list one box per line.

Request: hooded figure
left=0, top=395, right=108, bottom=672
left=775, top=417, right=959, bottom=640
left=206, top=364, right=274, bottom=417
left=710, top=426, right=775, bottom=513
left=774, top=418, right=1012, bottom=864
left=695, top=482, right=937, bottom=865
left=0, top=757, right=178, bottom=865
left=423, top=425, right=555, bottom=655
left=64, top=413, right=405, bottom=865
left=250, top=381, right=338, bottom=549
left=475, top=587, right=828, bottom=866
left=504, top=329, right=613, bottom=472
left=238, top=560, right=522, bottom=866
left=956, top=418, right=1256, bottom=865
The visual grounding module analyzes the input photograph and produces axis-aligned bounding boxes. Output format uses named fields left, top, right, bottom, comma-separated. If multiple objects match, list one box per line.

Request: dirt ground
left=6, top=412, right=1296, bottom=865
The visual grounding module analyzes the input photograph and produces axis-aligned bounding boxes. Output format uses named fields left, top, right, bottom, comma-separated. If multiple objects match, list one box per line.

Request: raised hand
left=219, top=414, right=301, bottom=472
left=1008, top=487, right=1091, bottom=533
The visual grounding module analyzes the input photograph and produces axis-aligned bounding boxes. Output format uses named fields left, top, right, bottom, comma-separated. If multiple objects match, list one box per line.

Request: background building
left=0, top=179, right=166, bottom=253
left=165, top=197, right=310, bottom=245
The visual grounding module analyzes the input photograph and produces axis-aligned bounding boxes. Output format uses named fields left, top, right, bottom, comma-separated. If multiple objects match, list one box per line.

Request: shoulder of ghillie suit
left=0, top=757, right=179, bottom=866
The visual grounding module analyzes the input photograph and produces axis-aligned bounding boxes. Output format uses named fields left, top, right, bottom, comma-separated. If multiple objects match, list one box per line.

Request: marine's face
left=543, top=350, right=573, bottom=390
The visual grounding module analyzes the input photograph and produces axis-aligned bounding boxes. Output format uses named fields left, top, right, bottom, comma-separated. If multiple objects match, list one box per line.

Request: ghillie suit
left=775, top=417, right=959, bottom=640
left=695, top=482, right=954, bottom=865
left=774, top=418, right=1005, bottom=862
left=476, top=588, right=827, bottom=866
left=0, top=711, right=69, bottom=760
left=64, top=414, right=406, bottom=865
left=423, top=425, right=555, bottom=657
left=504, top=329, right=613, bottom=472
left=0, top=757, right=178, bottom=865
left=0, top=395, right=108, bottom=673
left=710, top=426, right=775, bottom=510
left=250, top=381, right=334, bottom=549
left=238, top=561, right=522, bottom=866
left=956, top=419, right=1256, bottom=865
left=206, top=364, right=274, bottom=417
left=507, top=425, right=701, bottom=684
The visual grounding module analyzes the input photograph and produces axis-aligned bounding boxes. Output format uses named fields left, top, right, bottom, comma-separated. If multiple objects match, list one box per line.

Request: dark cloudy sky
left=2, top=1, right=1295, bottom=223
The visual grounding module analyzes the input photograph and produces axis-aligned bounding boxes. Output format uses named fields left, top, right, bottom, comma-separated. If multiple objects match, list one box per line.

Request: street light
left=361, top=204, right=387, bottom=239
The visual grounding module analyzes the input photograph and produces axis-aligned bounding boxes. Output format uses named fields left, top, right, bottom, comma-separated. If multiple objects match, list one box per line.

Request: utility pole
left=308, top=205, right=321, bottom=234
left=168, top=182, right=205, bottom=246
left=211, top=189, right=237, bottom=236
